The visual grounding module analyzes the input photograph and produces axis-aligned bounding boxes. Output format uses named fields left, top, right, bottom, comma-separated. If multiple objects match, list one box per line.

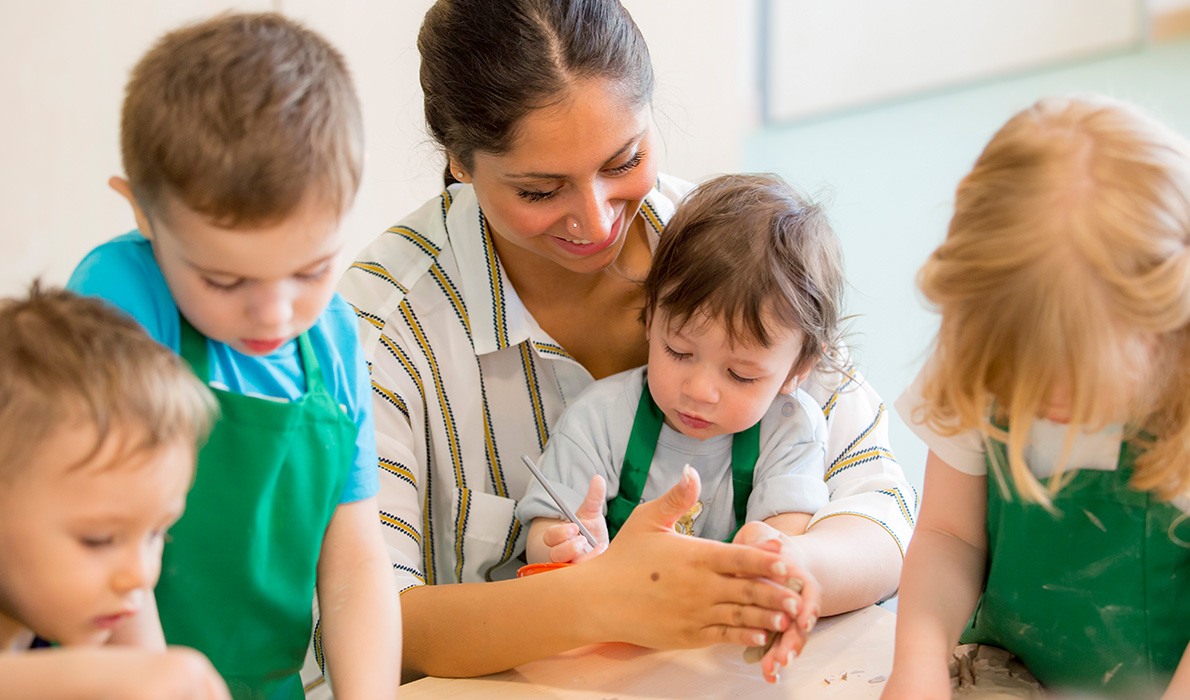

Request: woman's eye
left=606, top=149, right=646, bottom=176
left=516, top=188, right=559, bottom=203
left=202, top=276, right=243, bottom=291
left=80, top=535, right=114, bottom=548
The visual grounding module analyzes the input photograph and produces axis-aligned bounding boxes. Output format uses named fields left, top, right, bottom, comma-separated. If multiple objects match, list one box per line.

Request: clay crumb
left=869, top=675, right=887, bottom=684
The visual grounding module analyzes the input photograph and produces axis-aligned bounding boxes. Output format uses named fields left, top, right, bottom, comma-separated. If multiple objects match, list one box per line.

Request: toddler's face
left=646, top=310, right=806, bottom=441
left=146, top=193, right=347, bottom=356
left=0, top=424, right=191, bottom=646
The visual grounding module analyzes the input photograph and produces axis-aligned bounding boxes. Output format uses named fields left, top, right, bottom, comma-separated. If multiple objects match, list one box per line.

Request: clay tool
left=521, top=454, right=599, bottom=549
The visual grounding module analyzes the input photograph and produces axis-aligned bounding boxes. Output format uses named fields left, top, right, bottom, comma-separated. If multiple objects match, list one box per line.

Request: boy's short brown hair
left=121, top=12, right=363, bottom=227
left=0, top=284, right=216, bottom=480
left=644, top=173, right=845, bottom=375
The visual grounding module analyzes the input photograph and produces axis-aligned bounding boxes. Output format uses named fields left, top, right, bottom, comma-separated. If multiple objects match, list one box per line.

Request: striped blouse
left=338, top=174, right=918, bottom=593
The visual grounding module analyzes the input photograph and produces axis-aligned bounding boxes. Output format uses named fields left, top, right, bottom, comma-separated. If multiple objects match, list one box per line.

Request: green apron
left=156, top=318, right=354, bottom=700
left=606, top=377, right=760, bottom=541
left=961, top=436, right=1190, bottom=697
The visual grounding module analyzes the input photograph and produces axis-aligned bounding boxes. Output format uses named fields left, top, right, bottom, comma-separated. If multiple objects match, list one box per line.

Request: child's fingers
left=541, top=522, right=579, bottom=548
left=576, top=474, right=607, bottom=519
left=760, top=624, right=808, bottom=684
left=549, top=535, right=590, bottom=563
left=793, top=576, right=822, bottom=635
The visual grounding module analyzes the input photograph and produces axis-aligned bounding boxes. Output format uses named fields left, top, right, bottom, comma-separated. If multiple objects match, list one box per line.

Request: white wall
left=0, top=0, right=753, bottom=298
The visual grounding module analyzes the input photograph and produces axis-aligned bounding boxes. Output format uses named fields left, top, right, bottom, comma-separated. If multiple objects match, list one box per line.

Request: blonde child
left=517, top=173, right=843, bottom=683
left=67, top=13, right=400, bottom=700
left=886, top=95, right=1190, bottom=699
left=0, top=285, right=228, bottom=700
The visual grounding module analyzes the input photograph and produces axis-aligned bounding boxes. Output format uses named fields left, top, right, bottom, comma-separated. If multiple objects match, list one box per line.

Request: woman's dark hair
left=419, top=0, right=654, bottom=185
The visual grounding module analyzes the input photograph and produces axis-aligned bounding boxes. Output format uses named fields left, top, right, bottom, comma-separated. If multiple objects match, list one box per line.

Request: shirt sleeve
left=65, top=232, right=181, bottom=349
left=802, top=358, right=919, bottom=557
left=515, top=392, right=619, bottom=525
left=893, top=363, right=988, bottom=476
left=366, top=330, right=430, bottom=595
left=746, top=391, right=831, bottom=522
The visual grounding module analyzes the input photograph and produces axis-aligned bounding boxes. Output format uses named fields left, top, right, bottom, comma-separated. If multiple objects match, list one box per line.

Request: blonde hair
left=0, top=284, right=217, bottom=480
left=122, top=12, right=363, bottom=227
left=917, top=94, right=1190, bottom=505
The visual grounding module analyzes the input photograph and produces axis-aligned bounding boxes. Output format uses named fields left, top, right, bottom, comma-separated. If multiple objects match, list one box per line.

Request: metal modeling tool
left=520, top=454, right=599, bottom=549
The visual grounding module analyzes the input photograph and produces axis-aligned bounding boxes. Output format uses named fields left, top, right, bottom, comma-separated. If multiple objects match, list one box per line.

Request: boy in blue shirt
left=68, top=13, right=400, bottom=700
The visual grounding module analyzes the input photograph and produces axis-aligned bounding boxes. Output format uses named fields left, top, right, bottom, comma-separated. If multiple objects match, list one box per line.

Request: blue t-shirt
left=68, top=232, right=379, bottom=504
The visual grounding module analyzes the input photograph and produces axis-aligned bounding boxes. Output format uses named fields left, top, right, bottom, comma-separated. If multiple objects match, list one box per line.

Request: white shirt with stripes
left=338, top=174, right=918, bottom=594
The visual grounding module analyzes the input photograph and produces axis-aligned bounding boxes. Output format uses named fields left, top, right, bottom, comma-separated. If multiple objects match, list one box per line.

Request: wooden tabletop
left=401, top=605, right=896, bottom=699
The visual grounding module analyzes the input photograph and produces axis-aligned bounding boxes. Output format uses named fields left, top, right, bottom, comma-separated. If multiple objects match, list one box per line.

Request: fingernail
left=682, top=464, right=694, bottom=485
left=772, top=561, right=788, bottom=577
left=752, top=632, right=767, bottom=645
left=786, top=650, right=797, bottom=666
left=772, top=614, right=784, bottom=629
left=804, top=615, right=817, bottom=632
left=773, top=668, right=781, bottom=683
left=784, top=598, right=799, bottom=617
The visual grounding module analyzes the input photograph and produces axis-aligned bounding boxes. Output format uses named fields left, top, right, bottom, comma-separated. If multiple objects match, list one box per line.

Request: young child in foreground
left=67, top=13, right=399, bottom=700
left=0, top=285, right=228, bottom=700
left=517, top=173, right=844, bottom=683
left=885, top=94, right=1190, bottom=700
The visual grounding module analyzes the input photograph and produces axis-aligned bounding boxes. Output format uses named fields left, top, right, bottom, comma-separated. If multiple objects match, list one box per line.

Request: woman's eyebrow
left=505, top=130, right=647, bottom=180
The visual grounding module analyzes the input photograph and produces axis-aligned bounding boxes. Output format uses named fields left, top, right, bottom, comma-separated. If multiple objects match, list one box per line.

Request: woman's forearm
left=793, top=514, right=903, bottom=616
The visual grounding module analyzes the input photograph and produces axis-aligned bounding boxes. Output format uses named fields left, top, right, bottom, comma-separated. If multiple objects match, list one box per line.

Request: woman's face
left=456, top=78, right=658, bottom=275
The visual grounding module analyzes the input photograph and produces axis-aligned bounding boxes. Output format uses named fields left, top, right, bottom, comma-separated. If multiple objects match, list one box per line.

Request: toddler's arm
left=1162, top=642, right=1190, bottom=700
left=2, top=646, right=229, bottom=700
left=316, top=496, right=401, bottom=700
left=881, top=451, right=988, bottom=700
left=526, top=475, right=610, bottom=564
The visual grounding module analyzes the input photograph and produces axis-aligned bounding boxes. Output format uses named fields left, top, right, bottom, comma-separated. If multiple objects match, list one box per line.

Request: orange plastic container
left=516, top=562, right=573, bottom=577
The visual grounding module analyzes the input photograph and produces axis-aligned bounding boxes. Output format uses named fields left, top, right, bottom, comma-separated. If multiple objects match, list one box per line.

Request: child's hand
left=732, top=521, right=822, bottom=684
left=540, top=475, right=610, bottom=563
left=4, top=646, right=230, bottom=700
left=117, top=647, right=232, bottom=700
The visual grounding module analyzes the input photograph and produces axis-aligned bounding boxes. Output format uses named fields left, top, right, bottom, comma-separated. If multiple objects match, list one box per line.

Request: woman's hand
left=732, top=520, right=822, bottom=682
left=540, top=475, right=610, bottom=563
left=583, top=466, right=800, bottom=651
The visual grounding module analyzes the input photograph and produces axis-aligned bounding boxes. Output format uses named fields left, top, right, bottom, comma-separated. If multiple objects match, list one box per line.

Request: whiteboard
left=764, top=0, right=1144, bottom=123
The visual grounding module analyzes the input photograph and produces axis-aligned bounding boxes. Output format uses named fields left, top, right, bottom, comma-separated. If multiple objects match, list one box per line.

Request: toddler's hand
left=122, top=647, right=231, bottom=700
left=541, top=475, right=610, bottom=563
left=732, top=521, right=822, bottom=684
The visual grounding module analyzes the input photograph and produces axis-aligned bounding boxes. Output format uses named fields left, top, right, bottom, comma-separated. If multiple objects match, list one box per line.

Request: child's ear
left=781, top=362, right=814, bottom=395
left=109, top=176, right=155, bottom=240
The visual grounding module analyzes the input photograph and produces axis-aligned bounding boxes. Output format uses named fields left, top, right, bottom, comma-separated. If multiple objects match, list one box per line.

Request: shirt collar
left=449, top=182, right=676, bottom=357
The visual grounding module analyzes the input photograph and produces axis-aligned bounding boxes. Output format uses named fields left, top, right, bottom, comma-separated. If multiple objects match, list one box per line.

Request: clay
left=950, top=644, right=1046, bottom=699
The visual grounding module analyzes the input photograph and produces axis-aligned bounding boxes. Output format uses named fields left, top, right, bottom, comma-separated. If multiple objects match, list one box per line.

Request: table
left=401, top=605, right=896, bottom=699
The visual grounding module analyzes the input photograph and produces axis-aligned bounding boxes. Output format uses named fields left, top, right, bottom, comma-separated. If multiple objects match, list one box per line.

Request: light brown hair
left=915, top=94, right=1190, bottom=504
left=121, top=12, right=363, bottom=227
left=0, top=284, right=216, bottom=480
left=643, top=173, right=845, bottom=375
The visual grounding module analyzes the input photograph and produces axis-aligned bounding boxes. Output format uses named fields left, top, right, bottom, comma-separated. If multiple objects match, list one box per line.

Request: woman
left=338, top=0, right=914, bottom=683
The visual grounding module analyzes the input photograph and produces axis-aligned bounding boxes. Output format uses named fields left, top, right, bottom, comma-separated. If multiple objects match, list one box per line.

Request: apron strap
left=177, top=314, right=323, bottom=393
left=606, top=378, right=665, bottom=540
left=607, top=376, right=761, bottom=542
left=178, top=315, right=210, bottom=381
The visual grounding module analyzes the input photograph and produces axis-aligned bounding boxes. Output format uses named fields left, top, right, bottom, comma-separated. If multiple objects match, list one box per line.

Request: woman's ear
left=447, top=156, right=471, bottom=184
left=109, top=176, right=155, bottom=240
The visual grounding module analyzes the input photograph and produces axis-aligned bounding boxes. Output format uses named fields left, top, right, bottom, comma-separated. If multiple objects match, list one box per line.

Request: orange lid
left=516, top=562, right=574, bottom=578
